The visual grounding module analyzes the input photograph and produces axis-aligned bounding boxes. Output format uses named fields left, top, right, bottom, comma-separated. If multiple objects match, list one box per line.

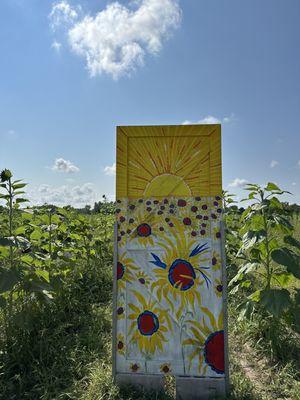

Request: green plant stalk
left=6, top=176, right=14, bottom=347
left=260, top=190, right=272, bottom=290
left=48, top=210, right=52, bottom=264
left=8, top=177, right=13, bottom=268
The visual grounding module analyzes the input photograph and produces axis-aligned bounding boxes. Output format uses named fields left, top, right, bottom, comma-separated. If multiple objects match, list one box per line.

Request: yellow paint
left=116, top=124, right=221, bottom=198
left=144, top=174, right=191, bottom=197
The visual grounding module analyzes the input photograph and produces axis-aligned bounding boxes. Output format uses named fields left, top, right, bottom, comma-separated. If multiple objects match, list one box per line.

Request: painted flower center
left=204, top=330, right=224, bottom=374
left=137, top=223, right=152, bottom=237
left=137, top=310, right=159, bottom=336
left=131, top=363, right=139, bottom=372
left=118, top=341, right=124, bottom=350
left=168, top=259, right=196, bottom=291
left=117, top=262, right=125, bottom=280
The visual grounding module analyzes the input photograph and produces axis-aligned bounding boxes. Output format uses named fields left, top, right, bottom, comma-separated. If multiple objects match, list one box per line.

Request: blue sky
left=0, top=0, right=299, bottom=207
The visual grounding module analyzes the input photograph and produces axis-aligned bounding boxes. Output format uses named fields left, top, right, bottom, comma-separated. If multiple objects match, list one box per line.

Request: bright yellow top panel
left=116, top=125, right=222, bottom=198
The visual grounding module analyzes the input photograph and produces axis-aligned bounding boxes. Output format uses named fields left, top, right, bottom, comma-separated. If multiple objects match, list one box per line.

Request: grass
left=1, top=273, right=299, bottom=400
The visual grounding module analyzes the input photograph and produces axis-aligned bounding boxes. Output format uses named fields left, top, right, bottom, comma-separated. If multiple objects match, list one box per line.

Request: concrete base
left=115, top=373, right=164, bottom=392
left=176, top=377, right=226, bottom=400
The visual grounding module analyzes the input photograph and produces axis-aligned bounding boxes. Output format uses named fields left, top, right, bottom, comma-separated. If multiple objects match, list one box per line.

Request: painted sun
left=116, top=125, right=222, bottom=198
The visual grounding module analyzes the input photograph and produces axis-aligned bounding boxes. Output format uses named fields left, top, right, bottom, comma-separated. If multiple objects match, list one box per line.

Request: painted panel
left=115, top=125, right=225, bottom=378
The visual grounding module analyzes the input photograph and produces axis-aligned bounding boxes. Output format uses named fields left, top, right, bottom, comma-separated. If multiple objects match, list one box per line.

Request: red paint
left=205, top=331, right=224, bottom=374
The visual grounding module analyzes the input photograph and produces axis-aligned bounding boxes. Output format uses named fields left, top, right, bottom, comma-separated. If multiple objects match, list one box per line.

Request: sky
left=0, top=0, right=299, bottom=207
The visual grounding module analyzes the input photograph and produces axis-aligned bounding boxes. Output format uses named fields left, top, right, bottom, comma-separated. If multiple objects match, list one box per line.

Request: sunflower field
left=0, top=169, right=299, bottom=400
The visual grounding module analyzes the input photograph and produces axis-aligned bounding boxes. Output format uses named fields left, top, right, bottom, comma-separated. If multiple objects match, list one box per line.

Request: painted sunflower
left=128, top=290, right=172, bottom=355
left=183, top=307, right=224, bottom=375
left=214, top=278, right=223, bottom=298
left=126, top=207, right=157, bottom=247
left=150, top=225, right=211, bottom=318
left=211, top=250, right=221, bottom=271
left=117, top=333, right=125, bottom=356
left=117, top=251, right=139, bottom=291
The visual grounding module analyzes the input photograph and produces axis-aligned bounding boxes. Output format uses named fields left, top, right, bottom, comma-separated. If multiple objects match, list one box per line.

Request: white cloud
left=292, top=182, right=296, bottom=186
left=52, top=158, right=80, bottom=173
left=51, top=40, right=62, bottom=51
left=182, top=114, right=235, bottom=125
left=28, top=183, right=96, bottom=208
left=297, top=160, right=300, bottom=167
left=270, top=160, right=279, bottom=168
left=104, top=163, right=116, bottom=176
left=228, top=178, right=248, bottom=188
left=49, top=0, right=181, bottom=79
left=49, top=0, right=80, bottom=31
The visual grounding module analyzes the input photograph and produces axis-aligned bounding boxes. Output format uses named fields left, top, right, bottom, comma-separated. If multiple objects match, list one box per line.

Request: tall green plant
left=229, top=182, right=300, bottom=329
left=0, top=170, right=53, bottom=335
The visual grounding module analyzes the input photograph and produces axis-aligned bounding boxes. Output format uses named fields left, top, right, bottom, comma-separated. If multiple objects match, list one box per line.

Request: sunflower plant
left=0, top=170, right=54, bottom=337
left=229, top=182, right=300, bottom=330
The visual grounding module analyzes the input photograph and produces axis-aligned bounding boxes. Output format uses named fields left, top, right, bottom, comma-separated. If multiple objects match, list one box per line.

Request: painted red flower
left=137, top=311, right=159, bottom=336
left=204, top=330, right=224, bottom=374
left=168, top=259, right=196, bottom=291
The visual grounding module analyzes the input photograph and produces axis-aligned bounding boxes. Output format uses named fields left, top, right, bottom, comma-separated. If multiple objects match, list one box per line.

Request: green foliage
left=1, top=171, right=299, bottom=399
left=228, top=182, right=300, bottom=330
